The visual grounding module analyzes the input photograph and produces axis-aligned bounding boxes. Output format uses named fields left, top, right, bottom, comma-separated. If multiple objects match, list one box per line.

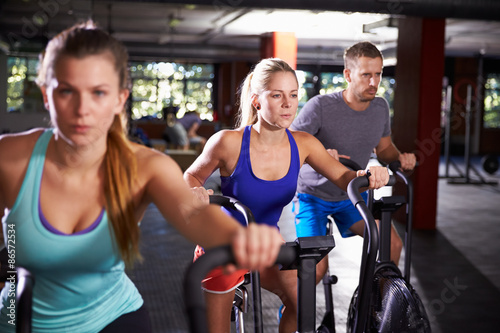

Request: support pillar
left=260, top=32, right=297, bottom=69
left=392, top=17, right=446, bottom=229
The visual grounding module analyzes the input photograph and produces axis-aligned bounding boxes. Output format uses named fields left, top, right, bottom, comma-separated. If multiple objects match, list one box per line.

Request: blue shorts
left=293, top=192, right=368, bottom=238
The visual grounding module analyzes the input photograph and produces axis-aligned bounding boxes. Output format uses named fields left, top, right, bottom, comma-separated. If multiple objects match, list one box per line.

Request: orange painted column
left=392, top=17, right=446, bottom=229
left=260, top=32, right=297, bottom=69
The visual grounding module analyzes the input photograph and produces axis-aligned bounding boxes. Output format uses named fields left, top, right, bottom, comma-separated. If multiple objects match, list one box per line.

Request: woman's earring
left=255, top=105, right=261, bottom=110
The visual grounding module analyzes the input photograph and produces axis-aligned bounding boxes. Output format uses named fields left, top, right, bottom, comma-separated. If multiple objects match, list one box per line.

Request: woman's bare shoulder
left=209, top=128, right=242, bottom=143
left=0, top=128, right=46, bottom=161
left=189, top=128, right=240, bottom=160
left=289, top=129, right=317, bottom=144
left=132, top=141, right=177, bottom=167
left=132, top=142, right=188, bottom=183
left=0, top=129, right=47, bottom=208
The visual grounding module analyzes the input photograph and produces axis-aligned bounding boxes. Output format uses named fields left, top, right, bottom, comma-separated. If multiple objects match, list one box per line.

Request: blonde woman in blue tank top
left=0, top=22, right=284, bottom=333
left=184, top=58, right=391, bottom=333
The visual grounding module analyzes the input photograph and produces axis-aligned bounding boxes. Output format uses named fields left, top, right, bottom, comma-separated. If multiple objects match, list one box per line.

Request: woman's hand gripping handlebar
left=337, top=157, right=390, bottom=191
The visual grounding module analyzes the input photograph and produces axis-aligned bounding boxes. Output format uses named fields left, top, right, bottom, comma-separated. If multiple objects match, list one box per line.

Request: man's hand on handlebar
left=398, top=152, right=417, bottom=171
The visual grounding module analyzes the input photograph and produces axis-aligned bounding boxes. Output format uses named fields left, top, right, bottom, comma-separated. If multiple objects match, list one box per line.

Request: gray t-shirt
left=291, top=90, right=391, bottom=201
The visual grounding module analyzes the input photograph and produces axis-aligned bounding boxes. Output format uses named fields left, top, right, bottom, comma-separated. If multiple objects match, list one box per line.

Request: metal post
left=250, top=271, right=263, bottom=333
left=464, top=85, right=472, bottom=183
left=379, top=210, right=392, bottom=262
left=297, top=257, right=317, bottom=333
left=444, top=85, right=452, bottom=178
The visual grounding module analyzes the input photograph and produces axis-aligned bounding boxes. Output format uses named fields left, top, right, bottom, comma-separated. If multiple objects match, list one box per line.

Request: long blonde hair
left=236, top=58, right=297, bottom=128
left=37, top=21, right=140, bottom=266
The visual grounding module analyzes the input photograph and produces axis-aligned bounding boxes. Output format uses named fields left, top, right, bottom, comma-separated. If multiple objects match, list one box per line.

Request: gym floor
left=128, top=156, right=500, bottom=333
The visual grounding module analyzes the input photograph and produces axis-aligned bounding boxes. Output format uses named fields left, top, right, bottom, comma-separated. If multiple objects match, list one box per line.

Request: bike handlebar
left=339, top=157, right=363, bottom=171
left=347, top=174, right=396, bottom=333
left=209, top=195, right=256, bottom=224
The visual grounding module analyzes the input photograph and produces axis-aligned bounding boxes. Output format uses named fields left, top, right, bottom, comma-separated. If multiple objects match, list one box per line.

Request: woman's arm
left=142, top=148, right=281, bottom=270
left=294, top=131, right=389, bottom=191
left=183, top=130, right=234, bottom=187
left=0, top=130, right=42, bottom=216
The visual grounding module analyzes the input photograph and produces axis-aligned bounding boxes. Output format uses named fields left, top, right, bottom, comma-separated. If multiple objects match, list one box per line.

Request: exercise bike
left=185, top=196, right=337, bottom=333
left=207, top=195, right=263, bottom=333
left=317, top=157, right=366, bottom=333
left=346, top=161, right=431, bottom=333
left=203, top=195, right=337, bottom=333
left=184, top=234, right=336, bottom=333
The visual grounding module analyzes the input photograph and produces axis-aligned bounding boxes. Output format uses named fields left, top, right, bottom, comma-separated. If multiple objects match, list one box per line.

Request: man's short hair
left=344, top=41, right=383, bottom=70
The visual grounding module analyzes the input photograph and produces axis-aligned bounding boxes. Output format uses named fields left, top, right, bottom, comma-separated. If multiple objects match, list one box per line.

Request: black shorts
left=99, top=305, right=152, bottom=333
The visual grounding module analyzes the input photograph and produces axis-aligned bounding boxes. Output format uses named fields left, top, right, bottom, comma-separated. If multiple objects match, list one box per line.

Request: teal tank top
left=0, top=129, right=143, bottom=332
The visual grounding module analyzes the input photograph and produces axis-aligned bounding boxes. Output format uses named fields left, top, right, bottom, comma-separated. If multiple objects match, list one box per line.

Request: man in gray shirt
left=290, top=41, right=416, bottom=282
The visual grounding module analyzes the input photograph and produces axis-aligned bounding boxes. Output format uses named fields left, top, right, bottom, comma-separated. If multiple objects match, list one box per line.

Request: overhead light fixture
left=363, top=17, right=399, bottom=33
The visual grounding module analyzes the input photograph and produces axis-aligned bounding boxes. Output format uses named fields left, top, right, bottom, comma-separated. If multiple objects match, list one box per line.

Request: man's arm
left=375, top=136, right=416, bottom=171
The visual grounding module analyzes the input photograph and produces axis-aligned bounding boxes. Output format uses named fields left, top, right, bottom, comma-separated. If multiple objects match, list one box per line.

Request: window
left=130, top=62, right=214, bottom=121
left=5, top=56, right=215, bottom=121
left=295, top=70, right=316, bottom=112
left=6, top=56, right=42, bottom=113
left=378, top=77, right=396, bottom=117
left=320, top=72, right=347, bottom=95
left=484, top=74, right=500, bottom=129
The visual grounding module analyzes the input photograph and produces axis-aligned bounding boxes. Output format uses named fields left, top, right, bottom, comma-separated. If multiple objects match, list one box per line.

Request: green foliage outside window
left=295, top=70, right=316, bottom=112
left=7, top=60, right=311, bottom=116
left=378, top=77, right=396, bottom=117
left=6, top=56, right=42, bottom=113
left=484, top=74, right=500, bottom=129
left=4, top=57, right=215, bottom=122
left=320, top=72, right=348, bottom=95
left=129, top=62, right=214, bottom=121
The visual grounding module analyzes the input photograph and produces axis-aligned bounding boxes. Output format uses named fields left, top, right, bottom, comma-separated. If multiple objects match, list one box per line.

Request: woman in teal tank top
left=0, top=22, right=284, bottom=333
left=184, top=58, right=391, bottom=333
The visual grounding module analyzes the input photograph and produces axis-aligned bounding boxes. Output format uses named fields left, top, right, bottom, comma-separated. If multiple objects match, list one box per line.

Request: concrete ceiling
left=1, top=0, right=500, bottom=65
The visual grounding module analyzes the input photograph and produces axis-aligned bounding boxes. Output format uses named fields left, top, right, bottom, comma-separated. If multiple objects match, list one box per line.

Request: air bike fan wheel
left=347, top=263, right=431, bottom=333
left=346, top=160, right=432, bottom=333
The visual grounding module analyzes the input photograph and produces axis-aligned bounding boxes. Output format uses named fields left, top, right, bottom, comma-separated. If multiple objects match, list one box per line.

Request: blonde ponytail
left=236, top=72, right=258, bottom=128
left=104, top=114, right=140, bottom=267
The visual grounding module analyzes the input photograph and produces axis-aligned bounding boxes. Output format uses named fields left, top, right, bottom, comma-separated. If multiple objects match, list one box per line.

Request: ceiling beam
left=116, top=0, right=500, bottom=21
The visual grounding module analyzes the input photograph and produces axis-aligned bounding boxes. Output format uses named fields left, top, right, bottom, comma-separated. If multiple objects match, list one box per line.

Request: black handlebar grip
left=387, top=174, right=397, bottom=186
left=347, top=175, right=370, bottom=206
left=209, top=195, right=256, bottom=224
left=339, top=157, right=363, bottom=171
left=388, top=160, right=402, bottom=174
left=209, top=195, right=233, bottom=206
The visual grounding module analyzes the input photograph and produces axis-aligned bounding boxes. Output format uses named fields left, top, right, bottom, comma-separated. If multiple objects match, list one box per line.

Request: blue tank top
left=221, top=126, right=300, bottom=228
left=0, top=129, right=143, bottom=333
